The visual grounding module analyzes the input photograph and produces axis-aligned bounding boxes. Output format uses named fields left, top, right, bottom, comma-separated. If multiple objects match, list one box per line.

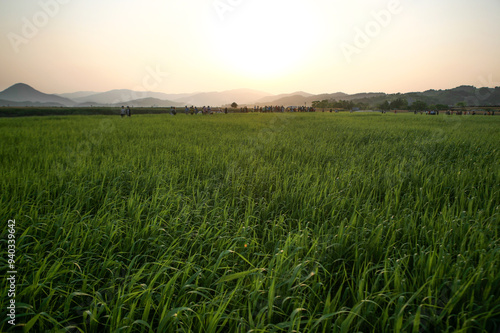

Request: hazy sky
left=1, top=0, right=499, bottom=95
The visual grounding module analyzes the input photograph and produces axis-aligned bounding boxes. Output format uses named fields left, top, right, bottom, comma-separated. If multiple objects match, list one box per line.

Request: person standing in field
left=121, top=106, right=126, bottom=118
left=126, top=106, right=131, bottom=117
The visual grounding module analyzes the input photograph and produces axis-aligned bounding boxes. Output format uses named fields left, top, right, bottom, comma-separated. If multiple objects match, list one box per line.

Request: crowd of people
left=120, top=106, right=496, bottom=117
left=150, top=105, right=317, bottom=116
left=168, top=106, right=229, bottom=115
left=245, top=106, right=316, bottom=113
left=415, top=110, right=497, bottom=116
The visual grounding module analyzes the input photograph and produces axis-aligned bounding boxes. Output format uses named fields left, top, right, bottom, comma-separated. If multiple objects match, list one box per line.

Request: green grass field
left=1, top=113, right=499, bottom=332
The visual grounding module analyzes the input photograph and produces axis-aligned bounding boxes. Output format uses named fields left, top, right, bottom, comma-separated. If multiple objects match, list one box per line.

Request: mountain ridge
left=0, top=83, right=75, bottom=106
left=1, top=83, right=499, bottom=108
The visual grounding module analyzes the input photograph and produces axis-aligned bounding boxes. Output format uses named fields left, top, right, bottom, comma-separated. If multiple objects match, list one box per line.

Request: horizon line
left=2, top=82, right=499, bottom=97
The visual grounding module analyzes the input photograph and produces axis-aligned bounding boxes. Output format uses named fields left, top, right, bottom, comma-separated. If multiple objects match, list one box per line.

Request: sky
left=1, top=0, right=500, bottom=95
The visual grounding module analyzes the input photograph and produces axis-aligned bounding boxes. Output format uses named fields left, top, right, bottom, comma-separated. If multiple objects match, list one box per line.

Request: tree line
left=312, top=98, right=468, bottom=111
left=311, top=99, right=369, bottom=110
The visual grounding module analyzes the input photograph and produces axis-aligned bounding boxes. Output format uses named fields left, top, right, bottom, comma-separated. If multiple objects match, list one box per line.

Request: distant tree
left=435, top=104, right=449, bottom=111
left=355, top=102, right=369, bottom=110
left=390, top=98, right=408, bottom=110
left=378, top=100, right=390, bottom=111
left=456, top=101, right=467, bottom=108
left=231, top=102, right=238, bottom=108
left=312, top=100, right=329, bottom=108
left=334, top=100, right=354, bottom=110
left=410, top=100, right=428, bottom=111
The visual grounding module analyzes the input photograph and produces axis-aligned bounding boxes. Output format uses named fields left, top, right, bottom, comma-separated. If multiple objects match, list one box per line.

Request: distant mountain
left=58, top=91, right=99, bottom=101
left=345, top=92, right=387, bottom=100
left=0, top=84, right=273, bottom=107
left=65, top=88, right=273, bottom=106
left=354, top=86, right=500, bottom=107
left=256, top=94, right=314, bottom=107
left=310, top=92, right=349, bottom=100
left=268, top=87, right=500, bottom=108
left=252, top=92, right=360, bottom=107
left=112, top=97, right=183, bottom=108
left=251, top=92, right=387, bottom=106
left=176, top=88, right=273, bottom=106
left=410, top=86, right=500, bottom=106
left=3, top=83, right=499, bottom=109
left=255, top=91, right=314, bottom=104
left=0, top=83, right=75, bottom=106
left=71, top=89, right=189, bottom=105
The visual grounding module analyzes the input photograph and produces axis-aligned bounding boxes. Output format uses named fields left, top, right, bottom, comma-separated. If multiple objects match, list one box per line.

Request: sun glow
left=213, top=1, right=320, bottom=79
left=1, top=0, right=500, bottom=94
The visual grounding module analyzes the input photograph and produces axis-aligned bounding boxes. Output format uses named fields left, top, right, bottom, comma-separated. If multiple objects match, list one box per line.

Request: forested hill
left=340, top=86, right=500, bottom=108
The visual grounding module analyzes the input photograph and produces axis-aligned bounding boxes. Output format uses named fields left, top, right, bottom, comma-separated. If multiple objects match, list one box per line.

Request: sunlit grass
left=1, top=112, right=499, bottom=332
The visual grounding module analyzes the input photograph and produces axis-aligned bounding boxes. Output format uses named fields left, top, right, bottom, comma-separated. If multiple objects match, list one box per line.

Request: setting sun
left=212, top=1, right=321, bottom=79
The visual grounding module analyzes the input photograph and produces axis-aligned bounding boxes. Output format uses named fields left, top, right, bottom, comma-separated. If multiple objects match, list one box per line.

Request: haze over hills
left=255, top=91, right=314, bottom=104
left=0, top=83, right=75, bottom=106
left=117, top=97, right=184, bottom=108
left=357, top=86, right=500, bottom=108
left=58, top=91, right=100, bottom=100
left=0, top=99, right=70, bottom=107
left=260, top=92, right=387, bottom=107
left=58, top=88, right=271, bottom=106
left=69, top=89, right=193, bottom=105
left=1, top=83, right=499, bottom=108
left=177, top=89, right=272, bottom=106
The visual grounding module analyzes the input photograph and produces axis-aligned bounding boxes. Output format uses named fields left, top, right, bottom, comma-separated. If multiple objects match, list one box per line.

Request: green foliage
left=311, top=99, right=363, bottom=110
left=390, top=98, right=408, bottom=110
left=311, top=100, right=329, bottom=108
left=1, top=113, right=499, bottom=332
left=378, top=100, right=391, bottom=111
left=410, top=100, right=428, bottom=111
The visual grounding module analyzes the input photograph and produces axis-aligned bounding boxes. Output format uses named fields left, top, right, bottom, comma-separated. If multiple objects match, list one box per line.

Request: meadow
left=0, top=112, right=499, bottom=332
